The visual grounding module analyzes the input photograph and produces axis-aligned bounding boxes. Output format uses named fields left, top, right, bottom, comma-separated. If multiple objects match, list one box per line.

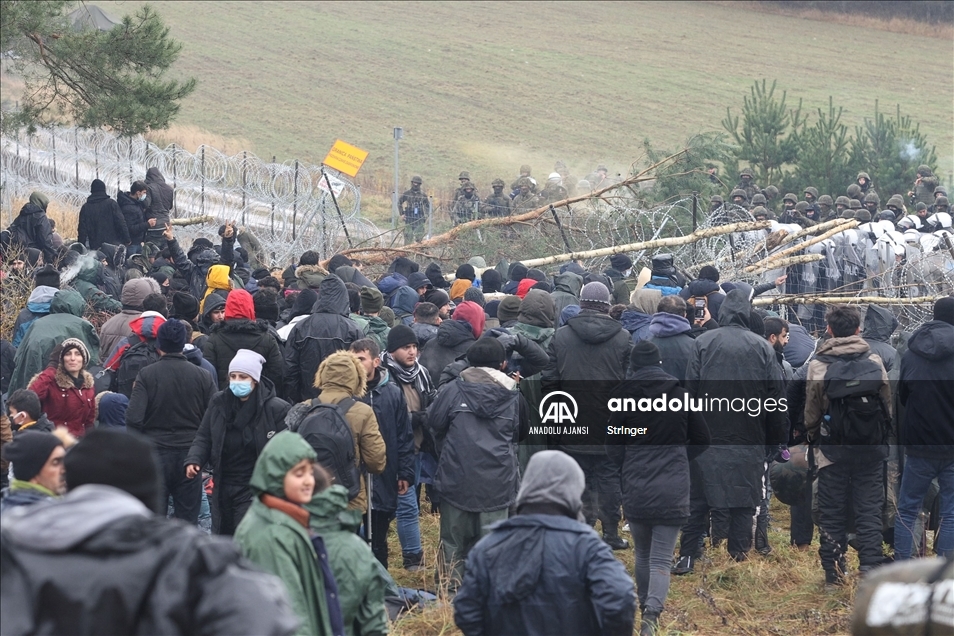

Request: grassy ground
left=81, top=1, right=952, bottom=195
left=384, top=498, right=858, bottom=636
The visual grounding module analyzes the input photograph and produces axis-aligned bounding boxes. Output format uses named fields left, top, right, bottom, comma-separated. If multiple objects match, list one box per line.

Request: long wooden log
left=748, top=220, right=858, bottom=269
left=519, top=220, right=772, bottom=268
left=741, top=253, right=824, bottom=274
left=752, top=295, right=944, bottom=307
left=171, top=215, right=215, bottom=226
left=778, top=218, right=854, bottom=245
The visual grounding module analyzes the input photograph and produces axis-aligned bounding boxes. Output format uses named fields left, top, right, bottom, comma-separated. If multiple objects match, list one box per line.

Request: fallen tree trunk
left=748, top=220, right=858, bottom=269
left=741, top=253, right=824, bottom=274
left=752, top=294, right=944, bottom=307
left=171, top=215, right=215, bottom=226
left=779, top=218, right=854, bottom=245
left=520, top=220, right=771, bottom=268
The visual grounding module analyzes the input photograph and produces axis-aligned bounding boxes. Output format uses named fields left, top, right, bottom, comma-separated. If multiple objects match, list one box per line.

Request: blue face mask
left=229, top=380, right=253, bottom=398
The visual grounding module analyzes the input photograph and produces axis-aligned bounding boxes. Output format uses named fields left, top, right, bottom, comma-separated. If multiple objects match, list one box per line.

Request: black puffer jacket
left=117, top=190, right=150, bottom=245
left=283, top=275, right=362, bottom=403
left=0, top=485, right=298, bottom=636
left=8, top=201, right=55, bottom=263
left=685, top=290, right=787, bottom=508
left=144, top=167, right=175, bottom=226
left=185, top=377, right=290, bottom=477
left=419, top=319, right=476, bottom=385
left=542, top=310, right=632, bottom=453
left=898, top=320, right=954, bottom=459
left=360, top=368, right=415, bottom=513
left=606, top=365, right=710, bottom=525
left=202, top=319, right=284, bottom=392
left=78, top=191, right=129, bottom=249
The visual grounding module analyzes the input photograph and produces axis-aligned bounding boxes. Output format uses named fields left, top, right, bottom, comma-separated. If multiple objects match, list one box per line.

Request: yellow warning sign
left=322, top=139, right=369, bottom=178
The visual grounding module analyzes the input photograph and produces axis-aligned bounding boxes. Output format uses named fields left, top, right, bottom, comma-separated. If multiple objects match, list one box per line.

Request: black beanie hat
left=509, top=262, right=528, bottom=282
left=481, top=268, right=502, bottom=293
left=425, top=262, right=449, bottom=289
left=630, top=341, right=662, bottom=371
left=252, top=267, right=271, bottom=280
left=91, top=179, right=106, bottom=193
left=65, top=429, right=162, bottom=513
left=466, top=336, right=506, bottom=368
left=291, top=288, right=318, bottom=317
left=327, top=254, right=353, bottom=272
left=34, top=264, right=61, bottom=288
left=387, top=324, right=418, bottom=353
left=455, top=263, right=476, bottom=282
left=609, top=253, right=633, bottom=272
left=157, top=318, right=187, bottom=353
left=526, top=268, right=547, bottom=283
left=1, top=431, right=63, bottom=481
left=171, top=292, right=199, bottom=321
left=253, top=289, right=280, bottom=323
left=699, top=265, right=720, bottom=282
left=934, top=296, right=954, bottom=326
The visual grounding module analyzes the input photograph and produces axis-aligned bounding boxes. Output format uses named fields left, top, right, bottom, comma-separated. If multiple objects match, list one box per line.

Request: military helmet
left=849, top=199, right=863, bottom=209
left=804, top=186, right=819, bottom=199
left=458, top=171, right=470, bottom=180
left=847, top=183, right=862, bottom=198
left=864, top=192, right=881, bottom=204
left=730, top=188, right=747, bottom=200
left=710, top=195, right=724, bottom=204
left=934, top=185, right=947, bottom=196
left=916, top=164, right=932, bottom=177
left=751, top=193, right=767, bottom=206
left=765, top=185, right=779, bottom=199
left=857, top=171, right=871, bottom=181
left=739, top=167, right=754, bottom=178
left=877, top=210, right=897, bottom=222
left=516, top=177, right=532, bottom=188
left=491, top=178, right=505, bottom=187
left=835, top=195, right=851, bottom=207
left=782, top=192, right=798, bottom=204
left=795, top=201, right=809, bottom=213
left=886, top=194, right=903, bottom=207
left=841, top=209, right=856, bottom=219
left=936, top=195, right=950, bottom=209
left=818, top=194, right=833, bottom=207
left=751, top=206, right=768, bottom=219
left=411, top=175, right=423, bottom=184
left=855, top=209, right=872, bottom=222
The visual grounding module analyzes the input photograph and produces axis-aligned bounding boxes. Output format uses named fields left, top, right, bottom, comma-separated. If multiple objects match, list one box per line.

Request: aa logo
left=540, top=391, right=578, bottom=425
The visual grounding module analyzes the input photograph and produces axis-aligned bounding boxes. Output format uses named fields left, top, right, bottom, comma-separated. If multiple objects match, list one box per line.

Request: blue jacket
left=454, top=513, right=635, bottom=636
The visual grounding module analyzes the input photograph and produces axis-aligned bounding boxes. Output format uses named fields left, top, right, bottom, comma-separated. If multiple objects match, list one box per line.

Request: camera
left=694, top=298, right=706, bottom=321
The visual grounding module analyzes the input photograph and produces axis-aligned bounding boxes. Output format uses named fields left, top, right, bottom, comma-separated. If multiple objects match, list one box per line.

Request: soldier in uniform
left=585, top=165, right=611, bottom=190
left=863, top=192, right=881, bottom=216
left=553, top=161, right=576, bottom=196
left=510, top=165, right=537, bottom=195
left=539, top=173, right=569, bottom=204
left=856, top=171, right=877, bottom=200
left=817, top=194, right=834, bottom=219
left=709, top=195, right=724, bottom=214
left=454, top=171, right=478, bottom=202
left=934, top=185, right=948, bottom=201
left=729, top=188, right=749, bottom=208
left=834, top=195, right=851, bottom=217
left=908, top=165, right=939, bottom=206
left=885, top=194, right=905, bottom=220
left=399, top=176, right=429, bottom=244
left=452, top=181, right=481, bottom=225
left=735, top=168, right=761, bottom=201
left=764, top=185, right=780, bottom=212
left=511, top=177, right=539, bottom=214
left=483, top=179, right=512, bottom=218
left=847, top=183, right=864, bottom=203
left=778, top=193, right=798, bottom=223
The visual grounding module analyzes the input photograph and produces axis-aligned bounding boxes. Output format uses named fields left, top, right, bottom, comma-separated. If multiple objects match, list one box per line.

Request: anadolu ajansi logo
left=539, top=391, right=579, bottom=425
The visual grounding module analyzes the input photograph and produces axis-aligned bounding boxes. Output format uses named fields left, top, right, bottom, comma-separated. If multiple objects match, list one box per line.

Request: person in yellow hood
left=200, top=263, right=233, bottom=313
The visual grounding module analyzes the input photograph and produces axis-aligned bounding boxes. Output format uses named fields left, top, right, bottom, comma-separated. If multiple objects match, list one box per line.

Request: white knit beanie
left=228, top=349, right=265, bottom=382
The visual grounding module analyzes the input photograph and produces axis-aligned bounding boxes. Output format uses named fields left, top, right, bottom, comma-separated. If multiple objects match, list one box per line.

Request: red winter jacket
left=28, top=366, right=96, bottom=437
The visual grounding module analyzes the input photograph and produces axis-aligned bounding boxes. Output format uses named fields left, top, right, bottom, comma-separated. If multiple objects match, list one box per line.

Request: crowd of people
left=0, top=168, right=952, bottom=636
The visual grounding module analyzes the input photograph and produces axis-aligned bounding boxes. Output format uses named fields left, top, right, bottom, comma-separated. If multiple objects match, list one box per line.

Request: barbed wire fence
left=0, top=125, right=386, bottom=265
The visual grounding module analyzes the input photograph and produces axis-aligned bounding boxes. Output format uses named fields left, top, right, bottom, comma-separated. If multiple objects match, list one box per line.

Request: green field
left=95, top=0, right=954, bottom=195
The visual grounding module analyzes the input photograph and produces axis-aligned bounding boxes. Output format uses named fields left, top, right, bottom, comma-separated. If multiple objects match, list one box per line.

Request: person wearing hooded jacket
left=27, top=339, right=97, bottom=439
left=234, top=431, right=335, bottom=636
left=419, top=300, right=484, bottom=383
left=12, top=285, right=58, bottom=347
left=283, top=275, right=363, bottom=404
left=427, top=337, right=530, bottom=591
left=0, top=429, right=299, bottom=636
left=621, top=289, right=662, bottom=344
left=68, top=257, right=122, bottom=314
left=893, top=298, right=954, bottom=561
left=647, top=295, right=695, bottom=383
left=304, top=484, right=389, bottom=636
left=117, top=182, right=152, bottom=250
left=453, top=450, right=636, bottom=636
left=77, top=179, right=129, bottom=250
left=681, top=289, right=787, bottom=563
left=551, top=268, right=583, bottom=317
left=164, top=224, right=234, bottom=301
left=98, top=277, right=162, bottom=359
left=276, top=288, right=318, bottom=344
left=185, top=349, right=290, bottom=535
left=542, top=282, right=633, bottom=550
left=143, top=167, right=174, bottom=241
left=9, top=290, right=100, bottom=394
left=203, top=289, right=284, bottom=394
left=604, top=253, right=636, bottom=306
left=7, top=192, right=56, bottom=264
left=607, top=342, right=710, bottom=635
left=862, top=305, right=901, bottom=381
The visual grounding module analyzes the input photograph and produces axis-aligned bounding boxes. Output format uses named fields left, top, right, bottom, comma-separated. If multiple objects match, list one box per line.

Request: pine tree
left=794, top=97, right=854, bottom=197
left=1, top=1, right=196, bottom=135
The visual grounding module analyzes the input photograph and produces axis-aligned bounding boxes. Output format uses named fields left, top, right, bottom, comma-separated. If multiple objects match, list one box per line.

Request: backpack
left=294, top=397, right=360, bottom=499
left=112, top=340, right=162, bottom=398
left=821, top=352, right=887, bottom=447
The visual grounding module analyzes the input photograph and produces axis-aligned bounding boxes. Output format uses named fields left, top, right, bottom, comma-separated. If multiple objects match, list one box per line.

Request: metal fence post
left=293, top=160, right=299, bottom=241
left=270, top=155, right=276, bottom=238
left=200, top=146, right=206, bottom=216
left=241, top=150, right=247, bottom=227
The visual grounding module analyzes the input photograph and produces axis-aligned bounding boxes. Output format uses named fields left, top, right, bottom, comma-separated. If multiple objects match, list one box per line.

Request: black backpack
left=294, top=398, right=360, bottom=499
left=821, top=352, right=887, bottom=448
left=112, top=340, right=162, bottom=398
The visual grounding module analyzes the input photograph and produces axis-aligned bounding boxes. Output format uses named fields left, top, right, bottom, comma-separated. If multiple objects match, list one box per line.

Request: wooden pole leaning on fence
left=170, top=216, right=215, bottom=227
left=746, top=220, right=858, bottom=270
left=752, top=295, right=945, bottom=307
left=778, top=218, right=855, bottom=246
left=741, top=253, right=824, bottom=274
left=519, top=220, right=772, bottom=268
